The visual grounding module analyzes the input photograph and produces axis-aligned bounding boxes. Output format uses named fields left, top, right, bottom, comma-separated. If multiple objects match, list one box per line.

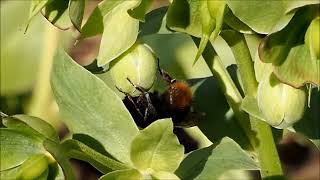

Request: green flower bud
left=109, top=43, right=157, bottom=96
left=18, top=154, right=49, bottom=180
left=305, top=17, right=320, bottom=60
left=257, top=74, right=307, bottom=128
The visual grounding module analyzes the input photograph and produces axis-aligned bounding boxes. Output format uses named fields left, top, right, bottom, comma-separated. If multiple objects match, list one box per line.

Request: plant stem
left=27, top=25, right=59, bottom=126
left=220, top=30, right=283, bottom=179
left=192, top=37, right=255, bottom=150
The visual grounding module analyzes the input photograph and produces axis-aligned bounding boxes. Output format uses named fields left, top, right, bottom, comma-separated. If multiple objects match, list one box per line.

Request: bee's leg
left=144, top=106, right=149, bottom=121
left=144, top=93, right=157, bottom=121
left=115, top=86, right=127, bottom=95
left=116, top=86, right=144, bottom=119
left=128, top=96, right=145, bottom=119
left=157, top=58, right=176, bottom=84
left=126, top=78, right=148, bottom=93
left=126, top=77, right=158, bottom=122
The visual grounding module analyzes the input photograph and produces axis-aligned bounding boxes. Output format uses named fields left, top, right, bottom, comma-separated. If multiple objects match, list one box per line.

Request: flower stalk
left=194, top=29, right=284, bottom=179
left=220, top=30, right=283, bottom=179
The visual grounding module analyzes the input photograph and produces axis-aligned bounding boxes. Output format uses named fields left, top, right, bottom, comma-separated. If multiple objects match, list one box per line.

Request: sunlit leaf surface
left=131, top=119, right=184, bottom=172
left=51, top=47, right=139, bottom=164
left=176, top=137, right=259, bottom=179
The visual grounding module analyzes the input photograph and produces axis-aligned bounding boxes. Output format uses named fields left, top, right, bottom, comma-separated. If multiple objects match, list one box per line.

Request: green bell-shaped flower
left=257, top=73, right=307, bottom=128
left=109, top=43, right=157, bottom=96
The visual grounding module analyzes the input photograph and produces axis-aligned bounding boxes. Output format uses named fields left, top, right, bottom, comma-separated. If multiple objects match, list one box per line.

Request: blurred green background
left=0, top=1, right=75, bottom=129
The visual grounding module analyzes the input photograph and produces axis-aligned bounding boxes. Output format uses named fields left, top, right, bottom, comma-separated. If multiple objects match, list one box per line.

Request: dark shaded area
left=82, top=59, right=107, bottom=74
left=173, top=127, right=199, bottom=153
left=166, top=0, right=190, bottom=28
left=227, top=64, right=245, bottom=97
left=70, top=159, right=102, bottom=180
left=294, top=90, right=320, bottom=144
left=277, top=133, right=320, bottom=180
left=43, top=0, right=68, bottom=24
left=175, top=144, right=215, bottom=180
left=73, top=134, right=109, bottom=156
left=122, top=86, right=200, bottom=153
left=0, top=92, right=31, bottom=116
left=278, top=138, right=310, bottom=166
left=139, top=6, right=169, bottom=37
left=192, top=78, right=251, bottom=150
left=41, top=0, right=71, bottom=30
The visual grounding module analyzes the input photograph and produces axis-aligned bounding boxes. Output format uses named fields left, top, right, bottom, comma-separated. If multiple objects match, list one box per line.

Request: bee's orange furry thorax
left=167, top=81, right=192, bottom=110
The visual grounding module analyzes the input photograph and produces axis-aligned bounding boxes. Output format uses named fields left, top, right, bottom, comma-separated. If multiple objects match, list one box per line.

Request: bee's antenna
left=157, top=58, right=175, bottom=84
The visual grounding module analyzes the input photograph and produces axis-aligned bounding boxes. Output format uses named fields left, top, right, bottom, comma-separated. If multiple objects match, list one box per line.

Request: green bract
left=257, top=73, right=307, bottom=128
left=305, top=17, right=320, bottom=60
left=109, top=43, right=157, bottom=96
left=18, top=154, right=49, bottom=180
left=97, top=1, right=139, bottom=66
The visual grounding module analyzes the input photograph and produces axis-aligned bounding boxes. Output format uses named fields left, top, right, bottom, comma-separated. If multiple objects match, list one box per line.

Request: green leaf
left=69, top=0, right=85, bottom=32
left=99, top=169, right=143, bottom=180
left=42, top=0, right=72, bottom=30
left=72, top=133, right=109, bottom=155
left=140, top=33, right=212, bottom=80
left=130, top=119, right=184, bottom=172
left=227, top=1, right=319, bottom=34
left=211, top=36, right=236, bottom=68
left=258, top=7, right=319, bottom=87
left=258, top=7, right=314, bottom=64
left=5, top=114, right=59, bottom=142
left=167, top=0, right=202, bottom=37
left=43, top=140, right=76, bottom=180
left=195, top=0, right=227, bottom=64
left=286, top=1, right=320, bottom=13
left=128, top=0, right=153, bottom=22
left=0, top=128, right=46, bottom=171
left=223, top=7, right=254, bottom=34
left=273, top=45, right=320, bottom=87
left=17, top=154, right=49, bottom=180
left=175, top=137, right=259, bottom=179
left=97, top=1, right=139, bottom=66
left=26, top=0, right=53, bottom=30
left=140, top=33, right=235, bottom=80
left=51, top=47, right=139, bottom=164
left=151, top=171, right=180, bottom=180
left=244, top=34, right=262, bottom=60
left=61, top=139, right=129, bottom=173
left=226, top=0, right=296, bottom=34
left=241, top=96, right=267, bottom=123
left=0, top=166, right=20, bottom=179
left=253, top=54, right=274, bottom=83
left=139, top=7, right=171, bottom=36
left=193, top=0, right=215, bottom=64
left=80, top=0, right=124, bottom=39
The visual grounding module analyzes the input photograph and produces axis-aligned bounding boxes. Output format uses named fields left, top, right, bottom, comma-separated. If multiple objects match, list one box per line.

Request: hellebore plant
left=1, top=0, right=319, bottom=180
